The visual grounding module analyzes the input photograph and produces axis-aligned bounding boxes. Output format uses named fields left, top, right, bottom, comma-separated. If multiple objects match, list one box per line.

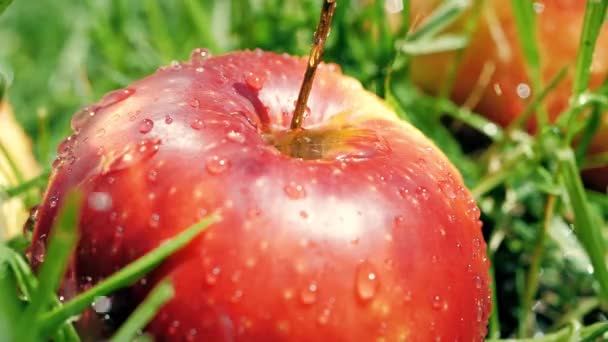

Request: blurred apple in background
left=409, top=0, right=608, bottom=189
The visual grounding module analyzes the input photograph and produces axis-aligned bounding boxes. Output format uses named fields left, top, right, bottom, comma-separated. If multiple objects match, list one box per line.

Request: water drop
left=49, top=196, right=59, bottom=208
left=189, top=99, right=200, bottom=108
left=533, top=2, right=545, bottom=13
left=88, top=192, right=112, bottom=211
left=356, top=261, right=379, bottom=302
left=191, top=119, right=205, bottom=130
left=432, top=295, right=442, bottom=310
left=245, top=72, right=265, bottom=91
left=92, top=296, right=112, bottom=314
left=230, top=290, right=243, bottom=303
left=206, top=156, right=231, bottom=174
left=300, top=282, right=318, bottom=305
left=317, top=308, right=332, bottom=325
left=149, top=213, right=160, bottom=228
left=516, top=83, right=531, bottom=99
left=139, top=119, right=154, bottom=134
left=438, top=181, right=456, bottom=199
left=99, top=88, right=135, bottom=108
left=473, top=275, right=483, bottom=289
left=415, top=186, right=430, bottom=200
left=104, top=139, right=161, bottom=173
left=284, top=182, right=306, bottom=199
left=226, top=130, right=245, bottom=143
left=190, top=48, right=212, bottom=65
left=206, top=266, right=221, bottom=285
left=397, top=187, right=409, bottom=198
left=71, top=105, right=99, bottom=131
left=52, top=157, right=64, bottom=169
left=96, top=128, right=106, bottom=138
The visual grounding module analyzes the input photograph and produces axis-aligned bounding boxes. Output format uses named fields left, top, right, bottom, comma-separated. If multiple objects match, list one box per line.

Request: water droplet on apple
left=300, top=282, right=318, bottom=304
left=356, top=261, right=379, bottom=302
left=32, top=236, right=46, bottom=263
left=473, top=275, right=483, bottom=289
left=438, top=180, right=456, bottom=199
left=226, top=130, right=245, bottom=143
left=317, top=308, right=332, bottom=326
left=92, top=296, right=112, bottom=314
left=516, top=83, right=531, bottom=99
left=52, top=157, right=64, bottom=169
left=415, top=186, right=429, bottom=200
left=394, top=215, right=406, bottom=227
left=99, top=88, right=135, bottom=108
left=230, top=289, right=243, bottom=303
left=245, top=72, right=265, bottom=91
left=105, top=139, right=161, bottom=173
left=165, top=115, right=173, bottom=124
left=284, top=182, right=306, bottom=199
left=49, top=196, right=59, bottom=208
left=190, top=48, right=212, bottom=65
left=206, top=156, right=231, bottom=174
left=149, top=213, right=160, bottom=228
left=432, top=295, right=442, bottom=310
left=205, top=266, right=221, bottom=285
left=71, top=105, right=99, bottom=131
left=190, top=99, right=200, bottom=108
left=88, top=192, right=112, bottom=211
left=191, top=119, right=205, bottom=130
left=139, top=118, right=154, bottom=134
left=96, top=128, right=106, bottom=138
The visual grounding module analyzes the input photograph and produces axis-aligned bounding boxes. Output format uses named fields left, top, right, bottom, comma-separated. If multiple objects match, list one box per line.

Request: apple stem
left=290, top=0, right=337, bottom=130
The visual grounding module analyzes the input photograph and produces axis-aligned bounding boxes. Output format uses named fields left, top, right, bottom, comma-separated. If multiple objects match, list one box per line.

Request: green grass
left=1, top=0, right=608, bottom=340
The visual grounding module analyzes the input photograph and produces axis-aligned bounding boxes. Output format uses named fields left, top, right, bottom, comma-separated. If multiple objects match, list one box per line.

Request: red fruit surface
left=410, top=0, right=608, bottom=189
left=32, top=50, right=491, bottom=341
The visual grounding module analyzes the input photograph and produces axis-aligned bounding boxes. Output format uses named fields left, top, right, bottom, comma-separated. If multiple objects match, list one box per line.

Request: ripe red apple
left=410, top=0, right=608, bottom=189
left=31, top=50, right=491, bottom=341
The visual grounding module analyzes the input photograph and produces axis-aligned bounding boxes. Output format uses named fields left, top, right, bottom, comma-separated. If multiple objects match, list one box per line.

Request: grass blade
left=572, top=0, right=608, bottom=98
left=38, top=213, right=220, bottom=335
left=16, top=190, right=83, bottom=341
left=110, top=280, right=174, bottom=342
left=557, top=148, right=608, bottom=303
left=398, top=34, right=468, bottom=55
left=405, top=0, right=470, bottom=42
left=0, top=0, right=12, bottom=15
left=0, top=170, right=50, bottom=198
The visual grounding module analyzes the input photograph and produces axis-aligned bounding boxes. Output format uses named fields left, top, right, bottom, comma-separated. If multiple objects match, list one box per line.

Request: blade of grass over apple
left=38, top=213, right=220, bottom=336
left=398, top=34, right=468, bottom=55
left=562, top=0, right=608, bottom=129
left=557, top=148, right=608, bottom=303
left=0, top=244, right=80, bottom=341
left=1, top=170, right=50, bottom=198
left=0, top=0, right=12, bottom=15
left=110, top=280, right=174, bottom=342
left=436, top=0, right=485, bottom=110
left=405, top=0, right=470, bottom=42
left=0, top=72, right=6, bottom=101
left=16, top=190, right=82, bottom=341
left=510, top=0, right=549, bottom=126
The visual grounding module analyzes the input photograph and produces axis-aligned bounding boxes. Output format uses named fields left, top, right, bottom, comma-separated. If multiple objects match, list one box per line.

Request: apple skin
left=31, top=50, right=491, bottom=341
left=410, top=0, right=608, bottom=189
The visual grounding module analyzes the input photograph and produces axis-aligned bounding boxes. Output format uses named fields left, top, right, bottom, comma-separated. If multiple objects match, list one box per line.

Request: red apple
left=410, top=0, right=608, bottom=189
left=31, top=50, right=491, bottom=341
